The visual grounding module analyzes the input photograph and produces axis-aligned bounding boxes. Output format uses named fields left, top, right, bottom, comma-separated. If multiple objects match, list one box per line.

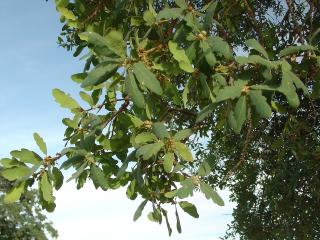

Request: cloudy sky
left=0, top=1, right=235, bottom=239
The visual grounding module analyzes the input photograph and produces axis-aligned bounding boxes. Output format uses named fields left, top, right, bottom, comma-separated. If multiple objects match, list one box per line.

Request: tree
left=0, top=168, right=58, bottom=239
left=1, top=0, right=320, bottom=238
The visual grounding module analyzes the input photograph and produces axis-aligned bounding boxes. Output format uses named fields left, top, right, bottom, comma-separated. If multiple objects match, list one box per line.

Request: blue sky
left=0, top=1, right=234, bottom=239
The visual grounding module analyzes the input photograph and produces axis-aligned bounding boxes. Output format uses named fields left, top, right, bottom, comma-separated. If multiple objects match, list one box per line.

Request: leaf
left=79, top=91, right=94, bottom=106
left=286, top=71, right=309, bottom=95
left=248, top=90, right=272, bottom=118
left=234, top=95, right=247, bottom=133
left=203, top=1, right=218, bottom=30
left=67, top=162, right=87, bottom=182
left=199, top=74, right=215, bottom=102
left=168, top=41, right=194, bottom=73
left=175, top=142, right=193, bottom=162
left=173, top=129, right=193, bottom=141
left=208, top=36, right=233, bottom=60
left=216, top=82, right=245, bottom=102
left=200, top=40, right=216, bottom=67
left=179, top=201, right=199, bottom=218
left=57, top=6, right=76, bottom=20
left=152, top=122, right=170, bottom=140
left=81, top=62, right=118, bottom=88
left=90, top=165, right=108, bottom=190
left=136, top=142, right=165, bottom=160
left=175, top=208, right=182, bottom=233
left=156, top=8, right=183, bottom=20
left=135, top=132, right=157, bottom=144
left=245, top=39, right=269, bottom=59
left=117, top=151, right=135, bottom=178
left=4, top=182, right=26, bottom=204
left=175, top=0, right=187, bottom=9
left=279, top=71, right=300, bottom=108
left=78, top=32, right=115, bottom=56
left=200, top=182, right=224, bottom=206
left=198, top=160, right=211, bottom=177
left=10, top=149, right=42, bottom=164
left=126, top=71, right=145, bottom=108
left=133, top=199, right=148, bottom=221
left=52, top=88, right=80, bottom=110
left=52, top=167, right=64, bottom=190
left=163, top=153, right=174, bottom=173
left=33, top=133, right=47, bottom=155
left=1, top=166, right=31, bottom=181
left=104, top=29, right=125, bottom=57
left=40, top=172, right=54, bottom=203
left=133, top=62, right=163, bottom=95
left=196, top=104, right=215, bottom=123
left=279, top=44, right=316, bottom=57
left=143, top=10, right=156, bottom=25
left=161, top=208, right=173, bottom=236
left=0, top=158, right=23, bottom=168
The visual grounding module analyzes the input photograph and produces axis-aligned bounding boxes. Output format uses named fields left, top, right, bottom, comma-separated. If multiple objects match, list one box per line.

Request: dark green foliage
left=0, top=170, right=58, bottom=239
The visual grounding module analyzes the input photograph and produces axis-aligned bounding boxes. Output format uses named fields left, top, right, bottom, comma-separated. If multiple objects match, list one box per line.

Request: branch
left=242, top=0, right=264, bottom=46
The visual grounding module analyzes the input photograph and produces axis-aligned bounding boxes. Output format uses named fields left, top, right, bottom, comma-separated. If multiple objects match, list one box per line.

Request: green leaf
left=161, top=208, right=173, bottom=236
left=175, top=208, right=182, bottom=233
left=156, top=8, right=183, bottom=20
left=40, top=172, right=54, bottom=203
left=133, top=199, right=148, bottom=221
left=173, top=129, right=193, bottom=141
left=279, top=44, right=316, bottom=57
left=133, top=62, right=163, bottom=95
left=200, top=40, right=216, bottom=67
left=196, top=104, right=215, bottom=123
left=104, top=29, right=125, bottom=57
left=198, top=160, right=211, bottom=177
left=152, top=122, right=170, bottom=140
left=200, top=182, right=224, bottom=206
left=10, top=149, right=42, bottom=164
left=125, top=72, right=145, bottom=108
left=33, top=133, right=47, bottom=155
left=249, top=90, right=272, bottom=118
left=52, top=167, right=64, bottom=190
left=52, top=88, right=80, bottom=110
left=143, top=10, right=156, bottom=25
left=81, top=62, right=118, bottom=88
left=57, top=6, right=76, bottom=20
left=1, top=166, right=31, bottom=181
left=279, top=71, right=300, bottom=108
left=286, top=71, right=309, bottom=95
left=135, top=132, right=157, bottom=144
left=179, top=201, right=199, bottom=218
left=216, top=81, right=246, bottom=102
left=79, top=91, right=94, bottom=106
left=234, top=95, right=247, bottom=133
left=168, top=41, right=194, bottom=73
left=175, top=0, right=187, bottom=9
left=163, top=153, right=174, bottom=173
left=90, top=165, right=108, bottom=190
left=0, top=158, right=24, bottom=168
left=208, top=36, right=233, bottom=60
left=245, top=39, right=269, bottom=59
left=4, top=182, right=26, bottom=204
left=203, top=1, right=218, bottom=30
left=136, top=142, right=165, bottom=160
left=175, top=142, right=193, bottom=162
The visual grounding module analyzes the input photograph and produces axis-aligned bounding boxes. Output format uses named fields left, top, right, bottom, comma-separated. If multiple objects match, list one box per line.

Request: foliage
left=0, top=169, right=58, bottom=239
left=1, top=0, right=320, bottom=238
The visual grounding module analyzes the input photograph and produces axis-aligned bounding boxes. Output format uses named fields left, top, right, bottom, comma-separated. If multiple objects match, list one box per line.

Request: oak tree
left=1, top=0, right=320, bottom=238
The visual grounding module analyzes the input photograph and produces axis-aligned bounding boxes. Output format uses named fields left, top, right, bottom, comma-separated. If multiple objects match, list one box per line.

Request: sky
left=0, top=1, right=235, bottom=239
